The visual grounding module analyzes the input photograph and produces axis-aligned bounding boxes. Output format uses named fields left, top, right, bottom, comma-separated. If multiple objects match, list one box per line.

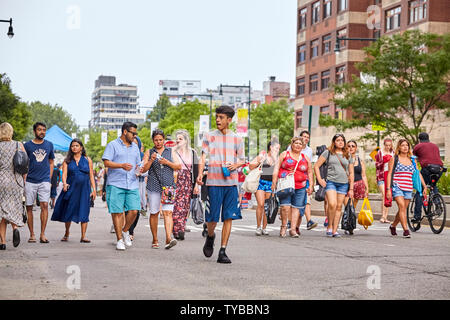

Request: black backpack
left=13, top=142, right=29, bottom=175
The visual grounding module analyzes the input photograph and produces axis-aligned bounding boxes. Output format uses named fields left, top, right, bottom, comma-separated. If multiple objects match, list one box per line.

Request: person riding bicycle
left=412, top=132, right=444, bottom=222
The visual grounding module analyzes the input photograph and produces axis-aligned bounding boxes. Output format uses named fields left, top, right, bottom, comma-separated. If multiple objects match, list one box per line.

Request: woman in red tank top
left=272, top=137, right=313, bottom=238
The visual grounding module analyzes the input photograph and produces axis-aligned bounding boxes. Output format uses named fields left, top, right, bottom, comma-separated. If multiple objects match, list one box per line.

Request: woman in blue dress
left=51, top=139, right=96, bottom=243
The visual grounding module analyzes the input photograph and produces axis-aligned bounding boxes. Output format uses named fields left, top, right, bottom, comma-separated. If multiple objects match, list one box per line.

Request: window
left=321, top=70, right=331, bottom=90
left=297, top=78, right=305, bottom=96
left=338, top=0, right=347, bottom=12
left=336, top=65, right=346, bottom=84
left=386, top=6, right=401, bottom=31
left=322, top=34, right=332, bottom=54
left=310, top=74, right=319, bottom=93
left=296, top=111, right=303, bottom=129
left=299, top=8, right=307, bottom=30
left=409, top=0, right=427, bottom=24
left=337, top=28, right=347, bottom=49
left=298, top=44, right=307, bottom=63
left=321, top=106, right=330, bottom=113
left=323, top=0, right=332, bottom=19
left=312, top=1, right=320, bottom=24
left=311, top=39, right=319, bottom=58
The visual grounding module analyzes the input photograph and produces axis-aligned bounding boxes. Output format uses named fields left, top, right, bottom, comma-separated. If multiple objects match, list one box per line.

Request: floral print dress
left=172, top=151, right=193, bottom=235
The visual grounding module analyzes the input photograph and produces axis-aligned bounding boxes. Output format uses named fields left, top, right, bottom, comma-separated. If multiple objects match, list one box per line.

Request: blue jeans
left=279, top=187, right=307, bottom=216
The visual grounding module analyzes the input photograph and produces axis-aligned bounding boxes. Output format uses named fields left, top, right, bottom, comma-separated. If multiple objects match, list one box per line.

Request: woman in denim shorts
left=386, top=139, right=427, bottom=238
left=314, top=134, right=354, bottom=238
left=272, top=137, right=313, bottom=238
left=248, top=140, right=280, bottom=236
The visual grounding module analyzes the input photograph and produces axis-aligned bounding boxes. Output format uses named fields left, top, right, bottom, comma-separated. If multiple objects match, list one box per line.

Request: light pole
left=219, top=81, right=252, bottom=157
left=0, top=18, right=14, bottom=38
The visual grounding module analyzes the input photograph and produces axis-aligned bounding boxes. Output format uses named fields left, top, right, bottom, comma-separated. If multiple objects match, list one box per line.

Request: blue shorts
left=392, top=184, right=412, bottom=200
left=279, top=187, right=307, bottom=216
left=377, top=180, right=384, bottom=186
left=257, top=179, right=272, bottom=193
left=106, top=185, right=141, bottom=214
left=50, top=187, right=57, bottom=198
left=325, top=181, right=349, bottom=195
left=207, top=186, right=242, bottom=223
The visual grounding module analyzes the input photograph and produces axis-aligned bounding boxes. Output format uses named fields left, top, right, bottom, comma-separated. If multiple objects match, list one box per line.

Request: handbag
left=358, top=197, right=374, bottom=230
left=276, top=153, right=301, bottom=199
left=411, top=157, right=422, bottom=196
left=315, top=151, right=330, bottom=202
left=151, top=159, right=176, bottom=205
left=265, top=193, right=279, bottom=224
left=190, top=195, right=204, bottom=225
left=242, top=162, right=263, bottom=193
left=341, top=198, right=357, bottom=231
left=13, top=141, right=29, bottom=175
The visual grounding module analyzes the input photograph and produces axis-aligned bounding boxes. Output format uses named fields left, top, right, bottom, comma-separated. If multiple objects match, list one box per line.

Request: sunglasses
left=127, top=131, right=137, bottom=136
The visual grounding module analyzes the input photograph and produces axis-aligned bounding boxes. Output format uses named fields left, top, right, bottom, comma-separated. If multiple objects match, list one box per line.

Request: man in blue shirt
left=102, top=122, right=142, bottom=251
left=24, top=122, right=55, bottom=244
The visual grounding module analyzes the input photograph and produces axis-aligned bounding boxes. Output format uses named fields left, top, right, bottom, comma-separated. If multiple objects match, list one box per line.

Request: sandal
left=28, top=237, right=37, bottom=243
left=80, top=238, right=91, bottom=243
left=279, top=225, right=287, bottom=238
left=40, top=238, right=49, bottom=243
left=290, top=230, right=299, bottom=238
left=152, top=242, right=160, bottom=249
left=61, top=235, right=69, bottom=242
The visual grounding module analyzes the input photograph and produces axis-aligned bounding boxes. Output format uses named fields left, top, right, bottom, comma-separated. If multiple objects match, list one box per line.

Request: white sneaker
left=262, top=229, right=269, bottom=236
left=255, top=227, right=262, bottom=236
left=116, top=239, right=126, bottom=251
left=122, top=231, right=132, bottom=247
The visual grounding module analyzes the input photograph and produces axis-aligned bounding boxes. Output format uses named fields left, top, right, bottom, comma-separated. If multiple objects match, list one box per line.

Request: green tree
left=148, top=94, right=172, bottom=122
left=321, top=30, right=450, bottom=146
left=158, top=100, right=212, bottom=146
left=25, top=101, right=79, bottom=140
left=0, top=74, right=32, bottom=140
left=251, top=99, right=294, bottom=151
left=81, top=129, right=118, bottom=164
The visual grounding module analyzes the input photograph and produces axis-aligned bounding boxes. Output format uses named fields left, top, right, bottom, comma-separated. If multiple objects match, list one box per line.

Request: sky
left=0, top=0, right=297, bottom=128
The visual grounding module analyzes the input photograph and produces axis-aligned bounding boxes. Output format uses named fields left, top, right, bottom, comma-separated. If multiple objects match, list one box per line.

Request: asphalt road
left=1, top=198, right=450, bottom=300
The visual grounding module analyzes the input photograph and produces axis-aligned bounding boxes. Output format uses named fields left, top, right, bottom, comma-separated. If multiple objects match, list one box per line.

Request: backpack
left=13, top=141, right=29, bottom=175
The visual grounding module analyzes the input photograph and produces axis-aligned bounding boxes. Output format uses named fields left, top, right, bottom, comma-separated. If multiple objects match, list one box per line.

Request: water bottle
left=423, top=196, right=428, bottom=207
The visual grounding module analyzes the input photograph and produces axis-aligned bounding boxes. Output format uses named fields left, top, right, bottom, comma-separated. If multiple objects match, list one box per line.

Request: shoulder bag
left=242, top=161, right=263, bottom=193
left=315, top=151, right=330, bottom=202
left=13, top=141, right=29, bottom=175
left=276, top=152, right=301, bottom=199
left=151, top=158, right=177, bottom=205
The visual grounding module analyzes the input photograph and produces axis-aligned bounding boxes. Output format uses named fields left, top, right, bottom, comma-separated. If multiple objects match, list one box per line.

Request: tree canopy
left=320, top=30, right=450, bottom=146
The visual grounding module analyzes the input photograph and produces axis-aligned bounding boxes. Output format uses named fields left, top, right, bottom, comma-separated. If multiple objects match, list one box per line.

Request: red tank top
left=278, top=151, right=308, bottom=189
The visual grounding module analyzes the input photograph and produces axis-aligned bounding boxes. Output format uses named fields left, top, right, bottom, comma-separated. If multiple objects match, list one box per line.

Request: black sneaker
left=178, top=231, right=185, bottom=241
left=203, top=233, right=215, bottom=258
left=217, top=248, right=231, bottom=264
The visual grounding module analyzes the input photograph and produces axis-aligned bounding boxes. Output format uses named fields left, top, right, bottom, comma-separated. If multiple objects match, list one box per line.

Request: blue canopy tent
left=45, top=125, right=73, bottom=152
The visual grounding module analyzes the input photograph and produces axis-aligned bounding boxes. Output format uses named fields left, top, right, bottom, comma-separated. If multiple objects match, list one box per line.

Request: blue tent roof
left=45, top=125, right=72, bottom=152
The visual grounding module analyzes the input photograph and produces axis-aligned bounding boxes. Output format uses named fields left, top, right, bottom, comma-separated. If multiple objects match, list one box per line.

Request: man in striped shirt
left=197, top=105, right=245, bottom=264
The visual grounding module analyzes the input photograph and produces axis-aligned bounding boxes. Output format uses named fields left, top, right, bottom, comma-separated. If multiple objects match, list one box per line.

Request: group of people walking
left=0, top=108, right=445, bottom=263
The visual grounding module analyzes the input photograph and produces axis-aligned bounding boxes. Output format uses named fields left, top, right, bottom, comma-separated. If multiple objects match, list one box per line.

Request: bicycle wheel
left=428, top=193, right=447, bottom=234
left=407, top=192, right=421, bottom=232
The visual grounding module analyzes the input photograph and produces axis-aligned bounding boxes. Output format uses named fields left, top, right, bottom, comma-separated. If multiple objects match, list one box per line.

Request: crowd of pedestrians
left=0, top=111, right=446, bottom=263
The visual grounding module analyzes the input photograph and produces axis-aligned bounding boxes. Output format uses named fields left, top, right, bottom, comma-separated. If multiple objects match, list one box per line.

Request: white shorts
left=147, top=191, right=174, bottom=214
left=25, top=181, right=51, bottom=206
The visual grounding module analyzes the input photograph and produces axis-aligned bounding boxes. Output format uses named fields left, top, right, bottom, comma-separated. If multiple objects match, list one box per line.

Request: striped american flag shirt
left=393, top=161, right=414, bottom=192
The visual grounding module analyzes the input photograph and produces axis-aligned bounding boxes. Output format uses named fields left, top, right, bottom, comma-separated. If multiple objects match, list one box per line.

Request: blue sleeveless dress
left=51, top=157, right=91, bottom=223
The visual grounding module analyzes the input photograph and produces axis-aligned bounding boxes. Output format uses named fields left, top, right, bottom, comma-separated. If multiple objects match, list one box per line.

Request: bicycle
left=407, top=166, right=447, bottom=234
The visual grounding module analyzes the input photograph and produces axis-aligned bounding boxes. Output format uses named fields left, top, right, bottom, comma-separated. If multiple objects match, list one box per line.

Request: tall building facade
left=295, top=0, right=450, bottom=158
left=90, top=76, right=145, bottom=130
left=159, top=80, right=202, bottom=105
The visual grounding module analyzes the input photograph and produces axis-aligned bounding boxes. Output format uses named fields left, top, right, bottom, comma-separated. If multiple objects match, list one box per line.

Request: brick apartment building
left=294, top=0, right=450, bottom=159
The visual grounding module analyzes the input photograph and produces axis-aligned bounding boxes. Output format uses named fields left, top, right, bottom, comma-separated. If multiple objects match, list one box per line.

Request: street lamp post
left=219, top=81, right=252, bottom=158
left=0, top=18, right=14, bottom=38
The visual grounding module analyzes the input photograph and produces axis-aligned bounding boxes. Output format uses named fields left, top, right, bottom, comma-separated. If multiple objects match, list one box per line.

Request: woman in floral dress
left=172, top=130, right=199, bottom=241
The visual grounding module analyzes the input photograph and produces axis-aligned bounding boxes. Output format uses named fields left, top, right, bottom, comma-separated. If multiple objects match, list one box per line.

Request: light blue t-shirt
left=102, top=137, right=141, bottom=190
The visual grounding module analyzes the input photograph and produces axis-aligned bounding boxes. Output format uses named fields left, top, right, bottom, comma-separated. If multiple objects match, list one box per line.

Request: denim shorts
left=325, top=181, right=349, bottom=195
left=279, top=187, right=307, bottom=216
left=377, top=180, right=384, bottom=186
left=257, top=179, right=272, bottom=193
left=392, top=184, right=412, bottom=200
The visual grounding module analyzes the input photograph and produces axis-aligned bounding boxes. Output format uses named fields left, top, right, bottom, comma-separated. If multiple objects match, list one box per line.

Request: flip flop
left=40, top=238, right=49, bottom=243
left=61, top=236, right=69, bottom=242
left=80, top=239, right=91, bottom=243
left=151, top=243, right=160, bottom=249
left=28, top=238, right=36, bottom=243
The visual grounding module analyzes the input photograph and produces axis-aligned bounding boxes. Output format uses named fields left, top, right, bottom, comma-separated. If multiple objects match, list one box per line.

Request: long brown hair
left=383, top=138, right=394, bottom=153
left=328, top=133, right=349, bottom=159
left=65, top=138, right=87, bottom=164
left=395, top=139, right=412, bottom=157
